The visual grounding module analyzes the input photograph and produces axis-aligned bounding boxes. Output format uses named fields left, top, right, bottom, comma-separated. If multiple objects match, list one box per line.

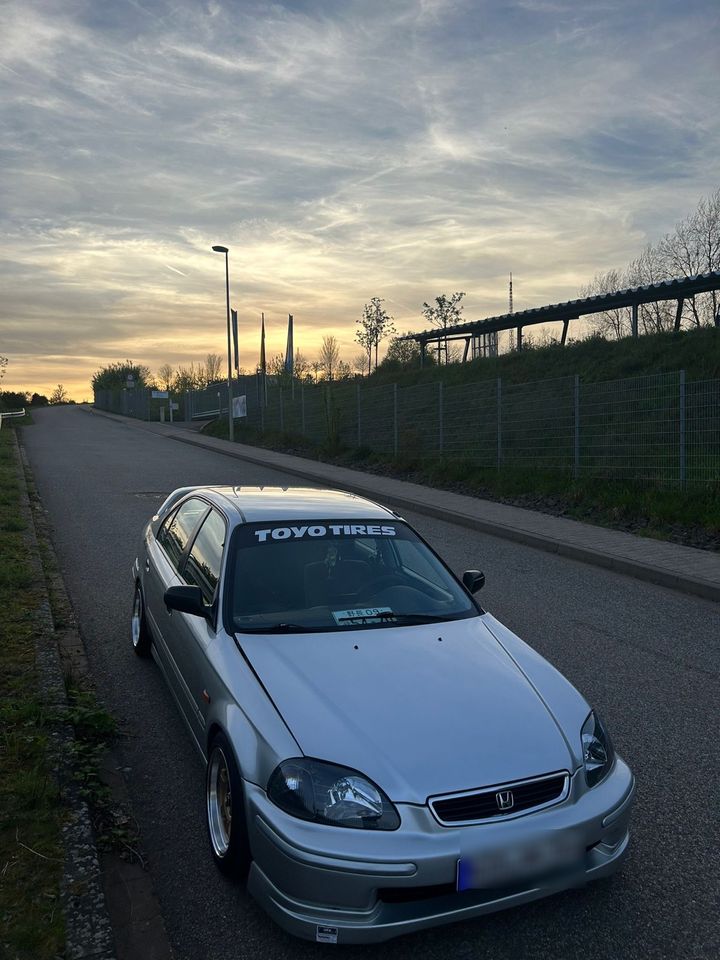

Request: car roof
left=183, top=486, right=399, bottom=523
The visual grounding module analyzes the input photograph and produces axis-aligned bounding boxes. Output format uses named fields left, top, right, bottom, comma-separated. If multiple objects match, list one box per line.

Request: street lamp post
left=211, top=244, right=234, bottom=442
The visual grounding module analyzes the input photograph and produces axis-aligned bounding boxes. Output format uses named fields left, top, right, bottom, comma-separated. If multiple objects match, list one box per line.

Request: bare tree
left=293, top=350, right=311, bottom=382
left=421, top=292, right=465, bottom=363
left=0, top=355, right=7, bottom=382
left=267, top=354, right=287, bottom=378
left=660, top=188, right=720, bottom=326
left=319, top=336, right=341, bottom=381
left=205, top=352, right=223, bottom=384
left=157, top=364, right=174, bottom=391
left=625, top=245, right=675, bottom=334
left=310, top=360, right=322, bottom=383
left=49, top=384, right=69, bottom=404
left=352, top=352, right=369, bottom=376
left=580, top=269, right=631, bottom=339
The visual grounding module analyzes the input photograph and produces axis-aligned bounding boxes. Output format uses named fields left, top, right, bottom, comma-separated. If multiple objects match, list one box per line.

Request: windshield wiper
left=379, top=612, right=451, bottom=624
left=236, top=622, right=308, bottom=634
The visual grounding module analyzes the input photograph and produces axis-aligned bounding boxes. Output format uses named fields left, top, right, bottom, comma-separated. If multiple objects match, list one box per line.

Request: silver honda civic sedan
left=131, top=485, right=634, bottom=944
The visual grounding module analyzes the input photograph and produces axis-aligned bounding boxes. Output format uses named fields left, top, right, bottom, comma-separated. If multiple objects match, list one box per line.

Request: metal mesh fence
left=686, top=378, right=720, bottom=484
left=580, top=372, right=681, bottom=481
left=94, top=369, right=720, bottom=485
left=500, top=377, right=576, bottom=471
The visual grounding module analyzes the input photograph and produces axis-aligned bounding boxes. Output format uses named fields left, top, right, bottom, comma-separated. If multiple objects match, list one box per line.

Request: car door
left=144, top=496, right=209, bottom=731
left=167, top=507, right=227, bottom=745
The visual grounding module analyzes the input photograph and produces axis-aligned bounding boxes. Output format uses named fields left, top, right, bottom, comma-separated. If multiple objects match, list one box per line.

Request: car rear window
left=159, top=498, right=208, bottom=571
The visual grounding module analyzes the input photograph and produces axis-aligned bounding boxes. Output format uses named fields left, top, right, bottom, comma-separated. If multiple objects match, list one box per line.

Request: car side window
left=183, top=509, right=226, bottom=603
left=158, top=498, right=209, bottom=571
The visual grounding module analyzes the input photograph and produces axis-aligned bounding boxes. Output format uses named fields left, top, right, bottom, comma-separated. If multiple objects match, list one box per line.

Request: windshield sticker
left=253, top=523, right=398, bottom=543
left=332, top=607, right=396, bottom=626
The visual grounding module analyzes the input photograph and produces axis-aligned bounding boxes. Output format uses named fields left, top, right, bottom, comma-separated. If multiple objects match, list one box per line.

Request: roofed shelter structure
left=400, top=272, right=720, bottom=365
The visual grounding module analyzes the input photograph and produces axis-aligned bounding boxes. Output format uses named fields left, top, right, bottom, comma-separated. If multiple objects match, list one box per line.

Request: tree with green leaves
left=91, top=361, right=151, bottom=393
left=379, top=335, right=428, bottom=371
left=356, top=298, right=395, bottom=373
left=0, top=389, right=27, bottom=411
left=421, top=292, right=465, bottom=364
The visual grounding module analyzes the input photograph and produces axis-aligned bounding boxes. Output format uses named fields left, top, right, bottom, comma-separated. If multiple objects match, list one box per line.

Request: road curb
left=85, top=407, right=720, bottom=604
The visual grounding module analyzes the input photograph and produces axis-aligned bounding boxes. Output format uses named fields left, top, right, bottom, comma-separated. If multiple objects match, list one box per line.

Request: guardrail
left=0, top=408, right=26, bottom=429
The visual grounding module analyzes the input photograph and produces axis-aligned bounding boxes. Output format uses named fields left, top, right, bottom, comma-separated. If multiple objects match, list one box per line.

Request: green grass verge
left=0, top=422, right=132, bottom=959
left=372, top=325, right=720, bottom=386
left=0, top=426, right=64, bottom=960
left=203, top=420, right=720, bottom=548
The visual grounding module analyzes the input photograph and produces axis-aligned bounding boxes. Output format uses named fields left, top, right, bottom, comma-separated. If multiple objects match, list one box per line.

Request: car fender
left=203, top=685, right=300, bottom=789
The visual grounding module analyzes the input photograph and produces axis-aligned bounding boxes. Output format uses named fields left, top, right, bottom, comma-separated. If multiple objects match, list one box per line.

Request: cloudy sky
left=1, top=0, right=718, bottom=399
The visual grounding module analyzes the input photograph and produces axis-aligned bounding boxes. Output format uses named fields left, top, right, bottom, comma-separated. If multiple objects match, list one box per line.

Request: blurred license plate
left=457, top=836, right=584, bottom=891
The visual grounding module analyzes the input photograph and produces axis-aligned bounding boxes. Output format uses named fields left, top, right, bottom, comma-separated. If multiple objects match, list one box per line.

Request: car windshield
left=226, top=519, right=476, bottom=633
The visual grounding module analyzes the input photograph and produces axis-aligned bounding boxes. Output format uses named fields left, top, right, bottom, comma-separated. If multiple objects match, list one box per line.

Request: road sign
left=152, top=390, right=169, bottom=399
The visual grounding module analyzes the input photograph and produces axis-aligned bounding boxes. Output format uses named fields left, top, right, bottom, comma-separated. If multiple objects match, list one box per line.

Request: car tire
left=206, top=732, right=251, bottom=878
left=131, top=582, right=152, bottom=658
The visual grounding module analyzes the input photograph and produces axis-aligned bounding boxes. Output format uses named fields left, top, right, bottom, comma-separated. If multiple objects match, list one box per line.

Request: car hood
left=240, top=615, right=577, bottom=804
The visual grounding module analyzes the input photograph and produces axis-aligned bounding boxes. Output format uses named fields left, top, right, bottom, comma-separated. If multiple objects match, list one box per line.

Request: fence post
left=357, top=383, right=361, bottom=447
left=438, top=381, right=444, bottom=455
left=496, top=377, right=502, bottom=470
left=679, top=369, right=686, bottom=486
left=279, top=386, right=284, bottom=433
left=393, top=383, right=398, bottom=458
left=301, top=382, right=306, bottom=436
left=574, top=375, right=580, bottom=480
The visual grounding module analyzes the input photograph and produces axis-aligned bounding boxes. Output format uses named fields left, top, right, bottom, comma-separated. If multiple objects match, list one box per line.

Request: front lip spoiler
left=254, top=816, right=416, bottom=877
left=247, top=829, right=631, bottom=944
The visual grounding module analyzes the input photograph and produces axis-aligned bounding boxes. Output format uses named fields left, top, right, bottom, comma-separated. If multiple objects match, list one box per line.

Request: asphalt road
left=22, top=406, right=719, bottom=960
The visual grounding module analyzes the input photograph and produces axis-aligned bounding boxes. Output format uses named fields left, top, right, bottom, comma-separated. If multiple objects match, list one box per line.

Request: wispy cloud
left=0, top=0, right=718, bottom=397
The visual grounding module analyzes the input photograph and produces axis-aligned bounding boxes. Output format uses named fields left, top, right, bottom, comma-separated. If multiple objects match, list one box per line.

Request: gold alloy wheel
left=207, top=747, right=232, bottom=857
left=131, top=586, right=142, bottom=648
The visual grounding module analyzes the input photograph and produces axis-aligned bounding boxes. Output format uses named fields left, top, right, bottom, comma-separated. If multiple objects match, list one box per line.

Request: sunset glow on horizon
left=2, top=0, right=718, bottom=400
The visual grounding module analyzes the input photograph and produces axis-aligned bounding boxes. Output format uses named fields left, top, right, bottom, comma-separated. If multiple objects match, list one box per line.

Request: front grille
left=430, top=772, right=568, bottom=825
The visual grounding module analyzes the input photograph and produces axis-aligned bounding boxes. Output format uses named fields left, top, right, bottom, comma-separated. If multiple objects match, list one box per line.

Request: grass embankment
left=375, top=325, right=720, bottom=386
left=203, top=326, right=720, bottom=548
left=203, top=420, right=720, bottom=550
left=0, top=426, right=64, bottom=958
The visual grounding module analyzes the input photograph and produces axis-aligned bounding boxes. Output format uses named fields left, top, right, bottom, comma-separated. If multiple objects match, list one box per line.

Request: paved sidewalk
left=86, top=407, right=720, bottom=603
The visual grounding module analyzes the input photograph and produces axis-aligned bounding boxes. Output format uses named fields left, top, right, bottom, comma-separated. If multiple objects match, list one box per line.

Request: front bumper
left=245, top=757, right=635, bottom=944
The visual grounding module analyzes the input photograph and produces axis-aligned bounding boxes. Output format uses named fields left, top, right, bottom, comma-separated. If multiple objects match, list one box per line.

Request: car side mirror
left=164, top=585, right=211, bottom=620
left=462, top=570, right=485, bottom=594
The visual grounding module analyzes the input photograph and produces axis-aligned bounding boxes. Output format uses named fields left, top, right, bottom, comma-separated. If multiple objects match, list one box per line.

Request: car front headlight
left=581, top=711, right=615, bottom=787
left=267, top=758, right=400, bottom=830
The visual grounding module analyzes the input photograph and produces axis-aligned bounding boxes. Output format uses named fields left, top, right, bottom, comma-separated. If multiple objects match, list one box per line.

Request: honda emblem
left=496, top=790, right=514, bottom=810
